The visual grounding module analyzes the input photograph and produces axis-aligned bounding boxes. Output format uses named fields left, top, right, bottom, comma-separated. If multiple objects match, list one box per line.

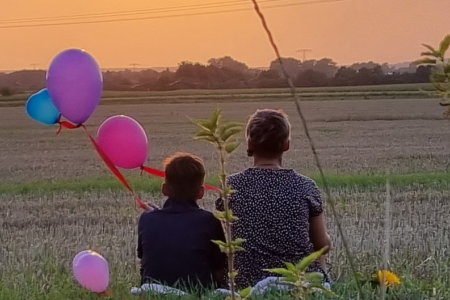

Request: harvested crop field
left=1, top=96, right=449, bottom=299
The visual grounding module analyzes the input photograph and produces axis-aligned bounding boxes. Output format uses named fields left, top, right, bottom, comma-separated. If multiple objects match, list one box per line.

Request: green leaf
left=413, top=58, right=436, bottom=65
left=422, top=43, right=439, bottom=56
left=212, top=240, right=227, bottom=247
left=280, top=275, right=297, bottom=283
left=233, top=238, right=246, bottom=245
left=193, top=135, right=217, bottom=145
left=284, top=262, right=296, bottom=272
left=420, top=51, right=437, bottom=57
left=221, top=121, right=245, bottom=130
left=221, top=126, right=243, bottom=142
left=439, top=34, right=450, bottom=55
left=209, top=109, right=222, bottom=133
left=295, top=247, right=328, bottom=272
left=239, top=287, right=252, bottom=298
left=265, top=268, right=294, bottom=276
left=304, top=272, right=324, bottom=283
left=194, top=119, right=213, bottom=132
left=224, top=141, right=240, bottom=154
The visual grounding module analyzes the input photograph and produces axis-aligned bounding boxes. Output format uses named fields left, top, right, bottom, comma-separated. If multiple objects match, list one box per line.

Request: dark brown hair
left=163, top=152, right=206, bottom=200
left=246, top=109, right=291, bottom=158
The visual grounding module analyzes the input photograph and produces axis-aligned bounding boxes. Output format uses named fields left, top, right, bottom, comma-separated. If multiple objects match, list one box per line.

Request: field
left=0, top=83, right=438, bottom=107
left=1, top=90, right=449, bottom=299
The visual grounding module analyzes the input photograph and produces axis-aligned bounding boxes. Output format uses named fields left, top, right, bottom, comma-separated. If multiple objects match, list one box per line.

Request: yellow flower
left=377, top=270, right=400, bottom=287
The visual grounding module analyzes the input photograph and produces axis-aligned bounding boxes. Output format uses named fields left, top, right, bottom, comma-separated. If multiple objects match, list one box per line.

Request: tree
left=269, top=57, right=302, bottom=79
left=295, top=70, right=328, bottom=87
left=307, top=58, right=338, bottom=78
left=0, top=87, right=12, bottom=96
left=208, top=56, right=249, bottom=74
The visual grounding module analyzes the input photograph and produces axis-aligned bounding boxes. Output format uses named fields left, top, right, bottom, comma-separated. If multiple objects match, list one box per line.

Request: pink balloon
left=97, top=115, right=148, bottom=169
left=72, top=250, right=90, bottom=266
left=73, top=250, right=109, bottom=293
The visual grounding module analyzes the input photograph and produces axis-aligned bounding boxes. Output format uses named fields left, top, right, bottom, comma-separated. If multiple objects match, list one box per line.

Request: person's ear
left=283, top=140, right=290, bottom=152
left=161, top=182, right=169, bottom=197
left=196, top=186, right=205, bottom=200
left=247, top=140, right=254, bottom=157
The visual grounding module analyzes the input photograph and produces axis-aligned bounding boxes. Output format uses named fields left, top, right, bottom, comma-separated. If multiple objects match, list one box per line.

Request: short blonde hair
left=245, top=109, right=291, bottom=158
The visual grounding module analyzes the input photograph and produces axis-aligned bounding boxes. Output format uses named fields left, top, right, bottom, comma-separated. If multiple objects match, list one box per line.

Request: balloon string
left=56, top=121, right=149, bottom=210
left=98, top=290, right=113, bottom=297
left=140, top=165, right=220, bottom=192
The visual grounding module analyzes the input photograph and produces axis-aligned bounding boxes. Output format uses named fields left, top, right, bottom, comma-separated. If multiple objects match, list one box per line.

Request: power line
left=0, top=0, right=347, bottom=29
left=0, top=0, right=278, bottom=24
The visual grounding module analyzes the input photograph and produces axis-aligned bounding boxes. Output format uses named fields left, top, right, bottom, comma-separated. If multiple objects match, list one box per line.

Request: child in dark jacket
left=137, top=152, right=227, bottom=291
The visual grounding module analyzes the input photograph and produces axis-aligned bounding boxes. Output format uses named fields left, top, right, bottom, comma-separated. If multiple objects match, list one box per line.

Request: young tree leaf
left=210, top=109, right=222, bottom=133
left=212, top=240, right=227, bottom=247
left=239, top=287, right=252, bottom=298
left=265, top=268, right=294, bottom=277
left=413, top=58, right=437, bottom=65
left=194, top=135, right=217, bottom=145
left=284, top=262, right=296, bottom=272
left=420, top=51, right=437, bottom=57
left=422, top=43, right=439, bottom=56
left=194, top=119, right=213, bottom=132
left=439, top=34, right=450, bottom=55
left=221, top=127, right=243, bottom=142
left=295, top=247, right=328, bottom=272
left=303, top=272, right=324, bottom=283
left=225, top=141, right=240, bottom=154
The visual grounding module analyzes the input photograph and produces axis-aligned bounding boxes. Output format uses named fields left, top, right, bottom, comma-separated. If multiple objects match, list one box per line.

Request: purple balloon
left=46, top=49, right=103, bottom=124
left=73, top=250, right=109, bottom=293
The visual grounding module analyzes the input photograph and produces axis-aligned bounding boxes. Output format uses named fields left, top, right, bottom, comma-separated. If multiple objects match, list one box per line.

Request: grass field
left=0, top=83, right=438, bottom=107
left=0, top=92, right=449, bottom=299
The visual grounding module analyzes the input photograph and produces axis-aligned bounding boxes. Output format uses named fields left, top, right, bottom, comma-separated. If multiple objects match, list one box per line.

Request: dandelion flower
left=377, top=270, right=400, bottom=287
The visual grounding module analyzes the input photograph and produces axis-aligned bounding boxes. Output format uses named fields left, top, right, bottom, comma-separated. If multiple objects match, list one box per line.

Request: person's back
left=224, top=168, right=328, bottom=289
left=216, top=109, right=332, bottom=289
left=138, top=153, right=226, bottom=291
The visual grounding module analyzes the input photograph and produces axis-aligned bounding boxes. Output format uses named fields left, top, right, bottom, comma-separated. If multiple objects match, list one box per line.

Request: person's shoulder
left=194, top=208, right=220, bottom=223
left=138, top=209, right=161, bottom=222
left=291, top=171, right=319, bottom=187
left=227, top=168, right=253, bottom=184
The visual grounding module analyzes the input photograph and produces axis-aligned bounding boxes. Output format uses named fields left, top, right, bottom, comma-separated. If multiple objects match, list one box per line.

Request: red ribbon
left=56, top=120, right=220, bottom=210
left=98, top=290, right=113, bottom=297
left=140, top=165, right=220, bottom=191
left=57, top=121, right=147, bottom=210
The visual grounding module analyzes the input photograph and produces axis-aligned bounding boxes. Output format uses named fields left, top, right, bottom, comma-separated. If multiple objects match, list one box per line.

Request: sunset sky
left=1, top=0, right=449, bottom=70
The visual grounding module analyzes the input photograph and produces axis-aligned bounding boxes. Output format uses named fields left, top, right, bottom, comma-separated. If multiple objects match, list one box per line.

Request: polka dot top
left=215, top=168, right=330, bottom=289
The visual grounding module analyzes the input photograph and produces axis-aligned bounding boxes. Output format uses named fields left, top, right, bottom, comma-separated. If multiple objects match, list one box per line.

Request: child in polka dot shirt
left=216, top=109, right=332, bottom=290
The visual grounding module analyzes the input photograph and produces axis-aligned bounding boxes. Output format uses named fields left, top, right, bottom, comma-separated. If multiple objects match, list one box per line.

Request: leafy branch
left=266, top=247, right=334, bottom=299
left=415, top=34, right=450, bottom=116
left=190, top=109, right=245, bottom=300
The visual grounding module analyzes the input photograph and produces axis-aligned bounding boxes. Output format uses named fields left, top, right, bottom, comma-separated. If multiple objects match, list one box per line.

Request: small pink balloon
left=97, top=115, right=149, bottom=169
left=72, top=250, right=90, bottom=267
left=73, top=251, right=109, bottom=293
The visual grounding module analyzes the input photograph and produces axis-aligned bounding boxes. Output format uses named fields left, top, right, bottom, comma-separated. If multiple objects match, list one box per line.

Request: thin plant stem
left=218, top=144, right=236, bottom=299
left=380, top=179, right=391, bottom=300
left=249, top=0, right=365, bottom=298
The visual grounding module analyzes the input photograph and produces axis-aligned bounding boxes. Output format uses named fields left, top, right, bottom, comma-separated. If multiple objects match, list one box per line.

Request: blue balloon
left=26, top=89, right=60, bottom=125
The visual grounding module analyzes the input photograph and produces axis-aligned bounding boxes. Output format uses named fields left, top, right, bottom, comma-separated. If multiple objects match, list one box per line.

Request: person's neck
left=253, top=156, right=282, bottom=169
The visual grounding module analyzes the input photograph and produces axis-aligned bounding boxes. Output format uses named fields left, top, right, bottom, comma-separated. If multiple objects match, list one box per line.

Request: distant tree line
left=0, top=56, right=433, bottom=94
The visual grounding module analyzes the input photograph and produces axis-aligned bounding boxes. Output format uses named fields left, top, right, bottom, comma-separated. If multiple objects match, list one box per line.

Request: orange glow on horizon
left=0, top=0, right=449, bottom=70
